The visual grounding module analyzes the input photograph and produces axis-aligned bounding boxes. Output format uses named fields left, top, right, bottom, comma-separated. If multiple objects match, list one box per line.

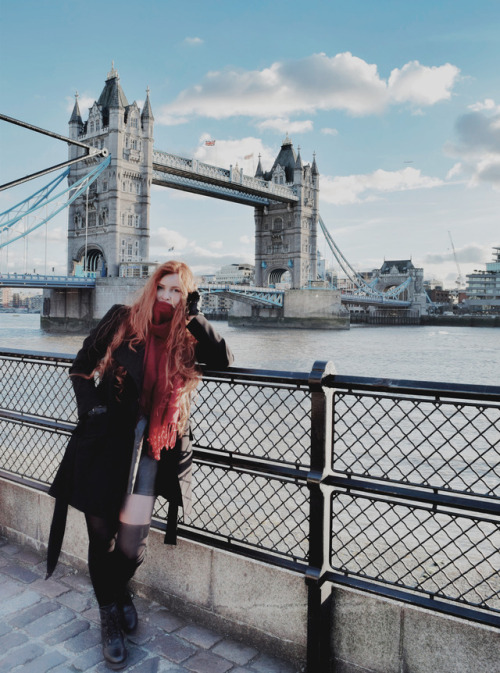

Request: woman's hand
left=186, top=291, right=201, bottom=318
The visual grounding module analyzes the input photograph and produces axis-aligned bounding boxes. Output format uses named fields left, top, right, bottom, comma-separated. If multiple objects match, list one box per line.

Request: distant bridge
left=0, top=273, right=414, bottom=309
left=0, top=273, right=96, bottom=289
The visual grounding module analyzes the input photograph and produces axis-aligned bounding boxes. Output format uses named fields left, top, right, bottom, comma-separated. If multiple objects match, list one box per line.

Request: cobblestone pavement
left=0, top=538, right=303, bottom=673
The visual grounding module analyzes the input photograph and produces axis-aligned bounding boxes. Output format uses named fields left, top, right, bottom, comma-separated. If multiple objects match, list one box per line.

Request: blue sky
left=1, top=0, right=499, bottom=285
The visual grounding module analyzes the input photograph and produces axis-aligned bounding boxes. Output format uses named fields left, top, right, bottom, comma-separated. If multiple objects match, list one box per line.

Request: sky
left=1, top=0, right=499, bottom=286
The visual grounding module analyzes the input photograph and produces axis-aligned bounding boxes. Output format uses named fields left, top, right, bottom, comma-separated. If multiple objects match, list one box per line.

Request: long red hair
left=90, top=260, right=200, bottom=433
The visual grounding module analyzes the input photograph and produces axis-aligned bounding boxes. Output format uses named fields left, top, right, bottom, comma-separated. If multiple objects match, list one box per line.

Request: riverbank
left=420, top=314, right=500, bottom=327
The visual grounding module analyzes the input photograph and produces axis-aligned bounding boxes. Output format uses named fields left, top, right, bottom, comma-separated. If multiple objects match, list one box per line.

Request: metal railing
left=0, top=349, right=499, bottom=672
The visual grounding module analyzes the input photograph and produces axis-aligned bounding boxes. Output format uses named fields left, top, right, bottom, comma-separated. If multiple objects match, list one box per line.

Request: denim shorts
left=132, top=450, right=158, bottom=496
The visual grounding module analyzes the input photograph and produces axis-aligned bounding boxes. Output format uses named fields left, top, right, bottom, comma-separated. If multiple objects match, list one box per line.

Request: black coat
left=47, top=305, right=233, bottom=569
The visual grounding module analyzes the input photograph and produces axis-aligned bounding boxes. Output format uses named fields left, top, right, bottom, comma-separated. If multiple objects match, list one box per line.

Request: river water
left=0, top=312, right=498, bottom=386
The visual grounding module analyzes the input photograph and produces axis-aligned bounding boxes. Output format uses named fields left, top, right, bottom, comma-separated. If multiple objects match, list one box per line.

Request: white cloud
left=240, top=235, right=254, bottom=245
left=158, top=52, right=460, bottom=124
left=321, top=128, right=338, bottom=136
left=387, top=61, right=459, bottom=106
left=209, top=241, right=223, bottom=249
left=184, top=37, right=204, bottom=46
left=321, top=167, right=444, bottom=205
left=422, top=243, right=489, bottom=266
left=150, top=227, right=190, bottom=251
left=446, top=106, right=500, bottom=188
left=65, top=94, right=96, bottom=114
left=194, top=134, right=275, bottom=169
left=256, top=118, right=314, bottom=134
left=468, top=98, right=497, bottom=112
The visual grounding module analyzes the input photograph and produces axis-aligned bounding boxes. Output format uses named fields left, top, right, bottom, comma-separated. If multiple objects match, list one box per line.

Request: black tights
left=85, top=494, right=155, bottom=607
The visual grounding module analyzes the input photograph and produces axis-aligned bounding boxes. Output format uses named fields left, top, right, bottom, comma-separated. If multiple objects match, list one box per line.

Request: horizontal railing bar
left=324, top=374, right=500, bottom=403
left=203, top=366, right=311, bottom=387
left=0, top=348, right=73, bottom=364
left=0, top=470, right=50, bottom=493
left=323, top=570, right=500, bottom=628
left=0, top=409, right=74, bottom=432
left=0, top=349, right=310, bottom=387
left=325, top=474, right=500, bottom=515
left=193, top=446, right=310, bottom=481
left=152, top=519, right=308, bottom=573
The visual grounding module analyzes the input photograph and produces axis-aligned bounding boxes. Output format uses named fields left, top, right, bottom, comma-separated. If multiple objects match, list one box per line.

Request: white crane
left=448, top=231, right=464, bottom=293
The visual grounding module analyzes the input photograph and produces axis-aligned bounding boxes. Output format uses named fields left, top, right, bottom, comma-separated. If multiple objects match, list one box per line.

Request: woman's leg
left=84, top=513, right=119, bottom=607
left=114, top=493, right=156, bottom=587
left=85, top=514, right=127, bottom=668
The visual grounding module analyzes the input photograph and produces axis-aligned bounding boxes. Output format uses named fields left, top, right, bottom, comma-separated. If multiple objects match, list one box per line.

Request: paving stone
left=129, top=656, right=186, bottom=672
left=127, top=619, right=162, bottom=646
left=148, top=607, right=186, bottom=633
left=2, top=563, right=40, bottom=583
left=212, top=638, right=258, bottom=665
left=8, top=599, right=59, bottom=627
left=71, top=643, right=104, bottom=671
left=184, top=650, right=233, bottom=673
left=31, top=576, right=72, bottom=598
left=81, top=604, right=100, bottom=625
left=249, top=653, right=301, bottom=673
left=127, top=656, right=162, bottom=672
left=57, top=589, right=94, bottom=612
left=44, top=617, right=90, bottom=645
left=0, top=543, right=21, bottom=556
left=15, top=547, right=44, bottom=566
left=0, top=588, right=41, bottom=617
left=0, top=621, right=11, bottom=637
left=17, top=650, right=68, bottom=673
left=25, top=605, right=76, bottom=637
left=0, top=578, right=24, bottom=601
left=45, top=562, right=74, bottom=581
left=178, top=624, right=223, bottom=649
left=150, top=632, right=196, bottom=663
left=0, top=629, right=29, bottom=651
left=62, top=624, right=101, bottom=653
left=60, top=570, right=93, bottom=592
left=0, top=642, right=44, bottom=671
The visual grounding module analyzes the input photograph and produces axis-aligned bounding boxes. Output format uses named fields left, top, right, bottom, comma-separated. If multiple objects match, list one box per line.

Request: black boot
left=117, top=589, right=138, bottom=634
left=99, top=603, right=127, bottom=670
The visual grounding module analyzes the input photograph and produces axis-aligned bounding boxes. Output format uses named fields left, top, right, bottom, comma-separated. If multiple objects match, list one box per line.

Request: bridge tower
left=254, top=137, right=319, bottom=289
left=67, top=65, right=154, bottom=277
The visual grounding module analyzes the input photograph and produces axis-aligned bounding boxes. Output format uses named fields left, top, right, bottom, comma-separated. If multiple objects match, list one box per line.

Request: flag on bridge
left=205, top=140, right=216, bottom=146
left=244, top=153, right=253, bottom=160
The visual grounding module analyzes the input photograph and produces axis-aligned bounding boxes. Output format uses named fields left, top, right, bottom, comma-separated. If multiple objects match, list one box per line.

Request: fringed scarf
left=140, top=300, right=184, bottom=460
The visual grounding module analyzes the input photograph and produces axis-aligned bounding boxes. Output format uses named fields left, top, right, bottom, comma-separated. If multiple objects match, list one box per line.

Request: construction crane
left=448, top=231, right=464, bottom=295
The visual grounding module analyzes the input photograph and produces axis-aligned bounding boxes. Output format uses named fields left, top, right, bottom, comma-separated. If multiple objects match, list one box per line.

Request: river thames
left=0, top=313, right=498, bottom=386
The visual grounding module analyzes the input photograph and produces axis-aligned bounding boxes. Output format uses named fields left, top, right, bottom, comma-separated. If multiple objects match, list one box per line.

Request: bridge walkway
left=0, top=537, right=301, bottom=673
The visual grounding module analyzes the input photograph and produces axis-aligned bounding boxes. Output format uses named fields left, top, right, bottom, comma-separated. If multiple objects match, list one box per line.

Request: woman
left=46, top=260, right=233, bottom=670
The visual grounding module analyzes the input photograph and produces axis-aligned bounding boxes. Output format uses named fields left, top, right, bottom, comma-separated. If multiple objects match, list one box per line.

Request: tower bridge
left=1, top=66, right=428, bottom=328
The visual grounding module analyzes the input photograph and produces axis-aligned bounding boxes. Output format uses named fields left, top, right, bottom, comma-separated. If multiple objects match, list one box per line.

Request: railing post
left=306, top=360, right=335, bottom=673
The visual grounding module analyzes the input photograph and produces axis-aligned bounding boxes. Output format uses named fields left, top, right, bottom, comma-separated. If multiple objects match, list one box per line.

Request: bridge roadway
left=152, top=150, right=299, bottom=207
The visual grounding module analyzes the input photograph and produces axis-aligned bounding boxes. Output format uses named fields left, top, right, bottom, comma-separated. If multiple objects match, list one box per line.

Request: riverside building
left=465, top=246, right=500, bottom=313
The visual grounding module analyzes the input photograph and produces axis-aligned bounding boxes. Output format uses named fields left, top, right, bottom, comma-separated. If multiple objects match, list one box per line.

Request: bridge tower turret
left=254, top=137, right=319, bottom=289
left=67, top=65, right=154, bottom=277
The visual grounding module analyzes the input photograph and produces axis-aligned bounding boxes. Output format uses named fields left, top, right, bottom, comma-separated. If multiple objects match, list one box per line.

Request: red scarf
left=140, top=301, right=183, bottom=460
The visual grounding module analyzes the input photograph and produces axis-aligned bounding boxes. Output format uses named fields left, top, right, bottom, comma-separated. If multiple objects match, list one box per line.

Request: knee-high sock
left=113, top=494, right=155, bottom=596
left=85, top=514, right=119, bottom=607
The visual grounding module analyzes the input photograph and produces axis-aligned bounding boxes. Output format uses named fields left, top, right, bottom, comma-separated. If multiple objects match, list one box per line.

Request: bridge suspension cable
left=0, top=156, right=111, bottom=250
left=318, top=214, right=411, bottom=300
